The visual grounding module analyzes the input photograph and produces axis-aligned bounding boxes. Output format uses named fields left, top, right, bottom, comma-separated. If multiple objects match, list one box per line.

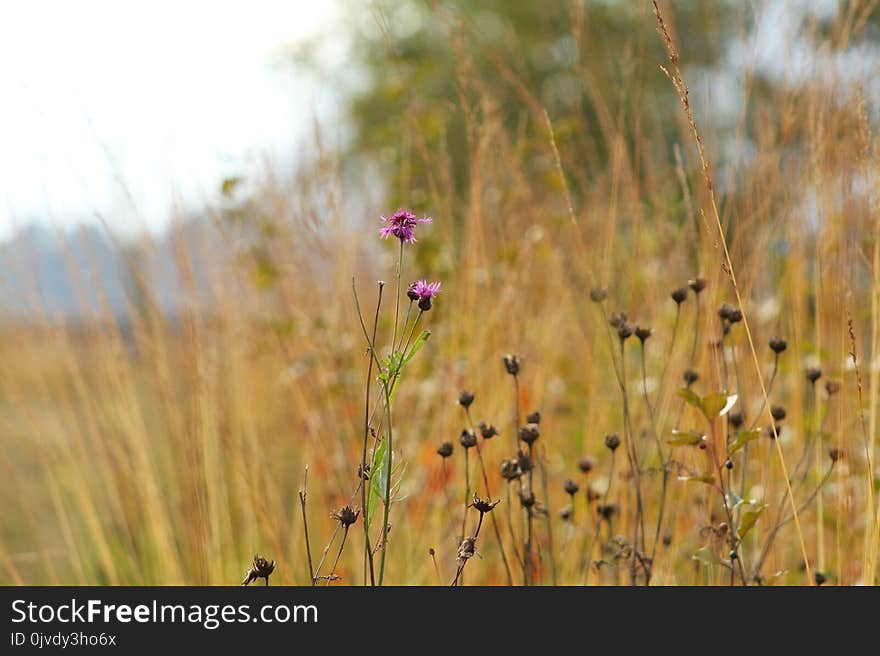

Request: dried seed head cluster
left=604, top=433, right=621, bottom=452
left=331, top=505, right=360, bottom=528
left=471, top=494, right=500, bottom=514
left=478, top=422, right=499, bottom=440
left=518, top=423, right=540, bottom=445
left=242, top=554, right=275, bottom=586
left=500, top=458, right=522, bottom=481
left=459, top=429, right=477, bottom=449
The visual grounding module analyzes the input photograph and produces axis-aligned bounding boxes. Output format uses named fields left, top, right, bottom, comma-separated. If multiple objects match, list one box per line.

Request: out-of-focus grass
left=1, top=4, right=878, bottom=585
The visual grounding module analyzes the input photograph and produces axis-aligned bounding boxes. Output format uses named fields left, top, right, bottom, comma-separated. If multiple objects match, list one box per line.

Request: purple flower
left=380, top=208, right=432, bottom=243
left=409, top=279, right=441, bottom=311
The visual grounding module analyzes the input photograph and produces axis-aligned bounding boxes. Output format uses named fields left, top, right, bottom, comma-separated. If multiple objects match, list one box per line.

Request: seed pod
left=604, top=433, right=621, bottom=451
left=671, top=287, right=688, bottom=304
left=458, top=390, right=475, bottom=408
left=437, top=442, right=454, bottom=458
left=769, top=336, right=787, bottom=354
left=590, top=287, right=608, bottom=303
left=688, top=277, right=707, bottom=294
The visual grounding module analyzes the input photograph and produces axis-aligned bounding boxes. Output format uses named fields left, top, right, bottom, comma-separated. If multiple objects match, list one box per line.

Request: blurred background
left=1, top=0, right=879, bottom=585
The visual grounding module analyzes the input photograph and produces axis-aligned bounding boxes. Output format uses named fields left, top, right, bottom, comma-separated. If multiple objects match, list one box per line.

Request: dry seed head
left=471, top=494, right=500, bottom=514
left=578, top=455, right=596, bottom=474
left=590, top=287, right=608, bottom=303
left=458, top=390, right=475, bottom=408
left=688, top=277, right=707, bottom=294
left=806, top=366, right=822, bottom=383
left=671, top=287, right=688, bottom=304
left=478, top=422, right=499, bottom=440
left=503, top=353, right=520, bottom=376
left=526, top=410, right=541, bottom=425
left=331, top=505, right=360, bottom=528
left=769, top=336, right=787, bottom=354
left=604, top=433, right=621, bottom=451
left=459, top=429, right=477, bottom=449
left=518, top=423, right=540, bottom=445
left=437, top=442, right=454, bottom=458
left=564, top=479, right=580, bottom=496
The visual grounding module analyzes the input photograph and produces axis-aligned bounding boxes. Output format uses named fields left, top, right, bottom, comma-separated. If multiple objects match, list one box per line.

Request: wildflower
left=519, top=489, right=536, bottom=508
left=597, top=503, right=617, bottom=520
left=806, top=366, right=822, bottom=383
left=563, top=479, right=580, bottom=496
left=380, top=208, right=431, bottom=243
left=518, top=423, right=540, bottom=445
left=590, top=287, right=608, bottom=303
left=769, top=336, right=787, bottom=354
left=604, top=433, right=621, bottom=451
left=242, top=554, right=275, bottom=586
left=409, top=279, right=441, bottom=311
left=609, top=311, right=628, bottom=328
left=471, top=494, right=500, bottom=514
left=500, top=458, right=522, bottom=481
left=578, top=456, right=596, bottom=474
left=718, top=303, right=736, bottom=322
left=671, top=287, right=688, bottom=304
left=478, top=422, right=499, bottom=440
left=459, top=429, right=477, bottom=449
left=437, top=442, right=454, bottom=458
left=503, top=353, right=520, bottom=376
left=688, top=277, right=707, bottom=294
left=458, top=390, right=475, bottom=408
left=728, top=412, right=744, bottom=429
left=635, top=325, right=653, bottom=342
left=331, top=505, right=360, bottom=528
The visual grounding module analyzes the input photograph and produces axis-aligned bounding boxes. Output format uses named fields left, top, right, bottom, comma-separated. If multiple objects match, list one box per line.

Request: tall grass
left=1, top=2, right=878, bottom=585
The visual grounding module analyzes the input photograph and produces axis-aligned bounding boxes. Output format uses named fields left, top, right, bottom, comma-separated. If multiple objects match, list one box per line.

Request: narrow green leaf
left=402, top=330, right=430, bottom=366
left=367, top=439, right=389, bottom=525
left=678, top=388, right=702, bottom=409
left=666, top=429, right=705, bottom=446
left=728, top=428, right=762, bottom=455
left=737, top=503, right=767, bottom=540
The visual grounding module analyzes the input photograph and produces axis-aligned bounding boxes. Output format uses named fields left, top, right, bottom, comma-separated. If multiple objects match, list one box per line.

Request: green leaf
left=678, top=388, right=702, bottom=409
left=667, top=429, right=705, bottom=446
left=728, top=428, right=762, bottom=455
left=366, top=439, right=389, bottom=525
left=737, top=503, right=767, bottom=540
left=402, top=330, right=430, bottom=366
left=701, top=392, right=737, bottom=420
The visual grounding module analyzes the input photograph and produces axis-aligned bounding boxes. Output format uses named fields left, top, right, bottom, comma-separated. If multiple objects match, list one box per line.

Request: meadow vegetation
left=1, top=1, right=879, bottom=585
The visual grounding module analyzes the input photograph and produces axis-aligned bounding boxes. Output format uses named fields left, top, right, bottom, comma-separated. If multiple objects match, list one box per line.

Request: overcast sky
left=0, top=0, right=340, bottom=240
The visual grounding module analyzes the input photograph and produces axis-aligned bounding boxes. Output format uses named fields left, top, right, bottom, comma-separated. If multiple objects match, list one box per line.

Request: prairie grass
left=1, top=2, right=878, bottom=585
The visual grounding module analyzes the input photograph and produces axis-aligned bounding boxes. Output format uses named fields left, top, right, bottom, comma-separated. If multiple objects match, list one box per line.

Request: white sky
left=0, top=0, right=340, bottom=240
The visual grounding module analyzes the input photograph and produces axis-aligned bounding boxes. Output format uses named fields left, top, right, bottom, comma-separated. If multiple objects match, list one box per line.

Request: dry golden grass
left=1, top=2, right=878, bottom=585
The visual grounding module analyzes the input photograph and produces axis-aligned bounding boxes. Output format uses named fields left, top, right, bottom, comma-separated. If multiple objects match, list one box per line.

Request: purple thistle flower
left=409, top=279, right=441, bottom=311
left=380, top=208, right=432, bottom=243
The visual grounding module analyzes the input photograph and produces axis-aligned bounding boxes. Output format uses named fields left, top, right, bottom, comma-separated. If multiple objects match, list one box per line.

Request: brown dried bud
left=728, top=412, right=744, bottom=429
left=590, top=287, right=608, bottom=303
left=559, top=505, right=574, bottom=521
left=457, top=537, right=476, bottom=561
left=828, top=446, right=843, bottom=462
left=604, top=433, right=621, bottom=451
left=770, top=405, right=786, bottom=422
left=769, top=336, right=787, bottom=354
left=688, top=277, right=707, bottom=294
left=671, top=287, right=688, bottom=304
left=503, top=353, right=520, bottom=376
left=825, top=380, right=841, bottom=396
left=478, top=422, right=499, bottom=440
left=526, top=411, right=541, bottom=425
left=578, top=456, right=596, bottom=474
left=597, top=503, right=617, bottom=520
left=609, top=311, right=628, bottom=328
left=459, top=429, right=477, bottom=449
left=683, top=369, right=699, bottom=386
left=458, top=390, right=475, bottom=408
left=500, top=458, right=522, bottom=481
left=519, top=490, right=536, bottom=509
left=471, top=494, right=500, bottom=514
left=331, top=505, right=360, bottom=528
left=806, top=366, right=822, bottom=383
left=635, top=325, right=653, bottom=342
left=437, top=441, right=454, bottom=458
left=617, top=322, right=634, bottom=341
left=564, top=479, right=580, bottom=496
left=518, top=423, right=540, bottom=445
left=242, top=554, right=275, bottom=586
